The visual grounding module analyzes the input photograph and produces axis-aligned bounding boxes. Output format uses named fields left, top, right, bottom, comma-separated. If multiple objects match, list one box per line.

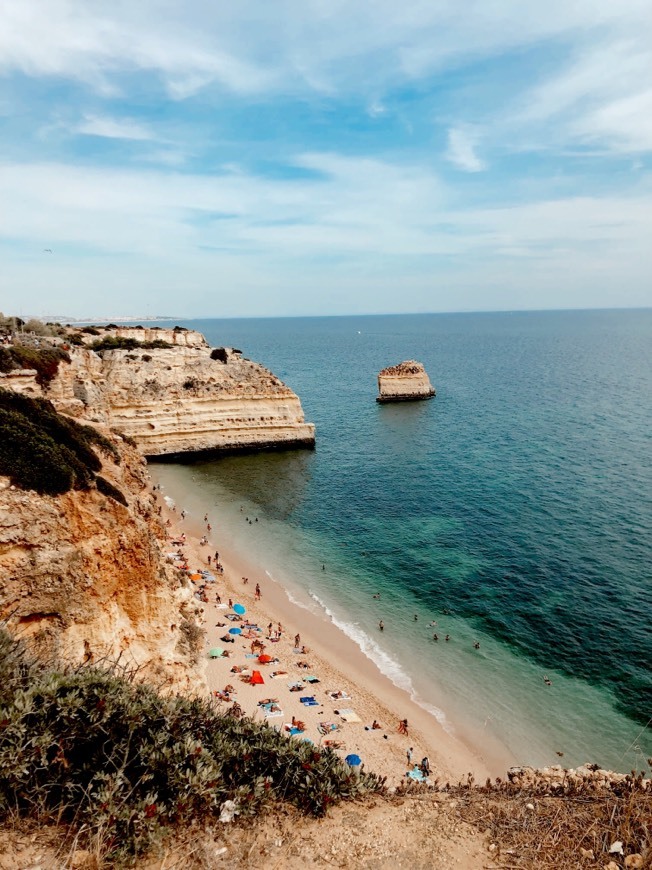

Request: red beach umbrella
left=250, top=670, right=264, bottom=685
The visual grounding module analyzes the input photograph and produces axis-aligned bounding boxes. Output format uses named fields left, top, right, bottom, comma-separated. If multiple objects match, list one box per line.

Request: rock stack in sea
left=376, top=360, right=436, bottom=403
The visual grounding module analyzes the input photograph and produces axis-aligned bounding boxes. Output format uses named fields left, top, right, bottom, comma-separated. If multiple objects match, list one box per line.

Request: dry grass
left=450, top=779, right=651, bottom=869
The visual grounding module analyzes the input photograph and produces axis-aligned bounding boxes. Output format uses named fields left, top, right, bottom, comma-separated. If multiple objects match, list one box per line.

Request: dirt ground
left=0, top=793, right=489, bottom=869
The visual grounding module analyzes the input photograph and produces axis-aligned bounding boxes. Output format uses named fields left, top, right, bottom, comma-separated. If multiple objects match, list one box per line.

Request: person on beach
left=204, top=514, right=208, bottom=522
left=378, top=620, right=384, bottom=631
left=398, top=719, right=409, bottom=736
left=544, top=675, right=552, bottom=686
left=406, top=746, right=413, bottom=765
left=207, top=555, right=211, bottom=566
left=215, top=551, right=219, bottom=562
left=207, top=523, right=212, bottom=532
left=433, top=633, right=439, bottom=641
left=414, top=614, right=418, bottom=621
left=294, top=633, right=301, bottom=648
left=445, top=634, right=450, bottom=641
left=473, top=641, right=480, bottom=649
left=255, top=583, right=261, bottom=600
left=420, top=757, right=430, bottom=776
left=216, top=593, right=221, bottom=604
left=180, top=510, right=186, bottom=519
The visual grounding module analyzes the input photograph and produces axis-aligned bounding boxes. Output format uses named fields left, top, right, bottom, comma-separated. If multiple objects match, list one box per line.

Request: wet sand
left=153, top=469, right=510, bottom=785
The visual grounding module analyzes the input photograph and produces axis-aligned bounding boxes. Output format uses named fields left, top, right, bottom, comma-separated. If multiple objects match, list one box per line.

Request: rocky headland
left=377, top=359, right=436, bottom=403
left=1, top=325, right=315, bottom=457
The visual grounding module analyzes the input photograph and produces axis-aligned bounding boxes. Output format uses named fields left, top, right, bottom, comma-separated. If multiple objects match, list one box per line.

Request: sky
left=1, top=1, right=651, bottom=319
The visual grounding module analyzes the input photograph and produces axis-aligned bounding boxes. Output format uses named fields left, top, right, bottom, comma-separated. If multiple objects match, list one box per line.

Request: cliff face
left=0, top=434, right=204, bottom=692
left=2, top=328, right=315, bottom=457
left=377, top=360, right=436, bottom=403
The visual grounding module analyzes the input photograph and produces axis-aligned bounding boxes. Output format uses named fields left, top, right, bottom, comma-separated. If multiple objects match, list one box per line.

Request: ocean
left=152, top=309, right=652, bottom=772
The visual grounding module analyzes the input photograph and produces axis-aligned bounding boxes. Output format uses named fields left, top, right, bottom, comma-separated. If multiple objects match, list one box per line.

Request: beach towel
left=265, top=710, right=283, bottom=719
left=302, top=699, right=320, bottom=707
left=299, top=696, right=315, bottom=703
left=407, top=767, right=427, bottom=782
left=318, top=722, right=339, bottom=735
left=327, top=691, right=351, bottom=701
left=304, top=675, right=320, bottom=683
left=289, top=727, right=304, bottom=736
left=339, top=711, right=362, bottom=723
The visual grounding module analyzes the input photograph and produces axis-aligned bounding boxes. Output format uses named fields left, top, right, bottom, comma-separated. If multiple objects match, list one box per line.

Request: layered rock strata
left=0, top=434, right=205, bottom=693
left=377, top=360, right=436, bottom=403
left=2, top=328, right=316, bottom=457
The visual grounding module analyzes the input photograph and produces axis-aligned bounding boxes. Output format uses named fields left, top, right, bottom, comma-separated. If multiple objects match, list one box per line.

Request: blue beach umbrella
left=228, top=627, right=242, bottom=635
left=345, top=754, right=362, bottom=767
left=233, top=603, right=246, bottom=615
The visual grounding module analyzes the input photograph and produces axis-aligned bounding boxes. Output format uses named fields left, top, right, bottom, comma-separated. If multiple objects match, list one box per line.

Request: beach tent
left=250, top=670, right=265, bottom=685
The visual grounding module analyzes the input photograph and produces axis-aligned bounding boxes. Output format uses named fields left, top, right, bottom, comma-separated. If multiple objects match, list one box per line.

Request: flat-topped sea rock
left=377, top=360, right=436, bottom=403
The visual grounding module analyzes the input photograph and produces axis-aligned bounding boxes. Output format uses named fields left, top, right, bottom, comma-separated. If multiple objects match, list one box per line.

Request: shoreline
left=151, top=467, right=512, bottom=785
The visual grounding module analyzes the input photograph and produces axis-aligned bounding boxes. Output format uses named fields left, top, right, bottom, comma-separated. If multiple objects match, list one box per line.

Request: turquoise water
left=153, top=310, right=652, bottom=771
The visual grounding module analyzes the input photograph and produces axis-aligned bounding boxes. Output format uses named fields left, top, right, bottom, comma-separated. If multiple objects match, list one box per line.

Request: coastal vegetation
left=0, top=389, right=120, bottom=496
left=0, top=344, right=70, bottom=387
left=90, top=335, right=172, bottom=352
left=0, top=631, right=384, bottom=863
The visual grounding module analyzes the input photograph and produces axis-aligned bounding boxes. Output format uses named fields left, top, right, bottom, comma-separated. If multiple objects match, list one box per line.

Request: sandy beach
left=151, top=468, right=514, bottom=786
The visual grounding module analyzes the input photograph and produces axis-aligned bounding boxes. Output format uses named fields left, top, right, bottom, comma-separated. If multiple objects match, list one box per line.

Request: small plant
left=95, top=475, right=128, bottom=506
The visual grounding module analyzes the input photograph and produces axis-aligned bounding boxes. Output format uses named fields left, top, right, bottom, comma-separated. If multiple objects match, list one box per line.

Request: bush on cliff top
left=0, top=389, right=120, bottom=496
left=0, top=631, right=384, bottom=863
left=90, top=336, right=171, bottom=352
left=0, top=345, right=70, bottom=387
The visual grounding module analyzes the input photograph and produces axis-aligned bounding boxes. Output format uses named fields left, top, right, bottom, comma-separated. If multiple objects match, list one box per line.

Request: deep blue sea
left=154, top=310, right=652, bottom=771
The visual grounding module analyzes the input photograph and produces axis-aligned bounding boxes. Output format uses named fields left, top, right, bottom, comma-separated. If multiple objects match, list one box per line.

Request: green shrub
left=0, top=633, right=384, bottom=862
left=0, top=345, right=70, bottom=387
left=90, top=336, right=171, bottom=352
left=0, top=390, right=119, bottom=495
left=96, top=475, right=128, bottom=506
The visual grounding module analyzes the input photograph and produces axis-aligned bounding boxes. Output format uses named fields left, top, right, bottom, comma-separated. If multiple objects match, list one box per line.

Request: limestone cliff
left=0, top=432, right=205, bottom=693
left=377, top=360, right=436, bottom=403
left=2, top=327, right=315, bottom=457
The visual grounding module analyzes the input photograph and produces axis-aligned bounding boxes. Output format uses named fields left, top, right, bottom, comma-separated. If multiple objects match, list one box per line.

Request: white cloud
left=1, top=0, right=649, bottom=100
left=0, top=155, right=650, bottom=317
left=75, top=114, right=154, bottom=141
left=445, top=126, right=486, bottom=172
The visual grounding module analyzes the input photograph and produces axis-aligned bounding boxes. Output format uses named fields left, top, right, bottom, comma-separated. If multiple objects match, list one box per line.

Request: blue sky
left=0, top=1, right=651, bottom=318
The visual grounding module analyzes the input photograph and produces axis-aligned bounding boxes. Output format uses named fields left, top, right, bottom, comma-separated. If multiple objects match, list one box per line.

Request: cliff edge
left=0, top=390, right=205, bottom=692
left=2, top=326, right=316, bottom=457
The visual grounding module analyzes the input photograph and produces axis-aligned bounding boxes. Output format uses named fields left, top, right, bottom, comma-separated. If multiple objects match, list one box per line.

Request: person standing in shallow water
left=378, top=620, right=384, bottom=631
